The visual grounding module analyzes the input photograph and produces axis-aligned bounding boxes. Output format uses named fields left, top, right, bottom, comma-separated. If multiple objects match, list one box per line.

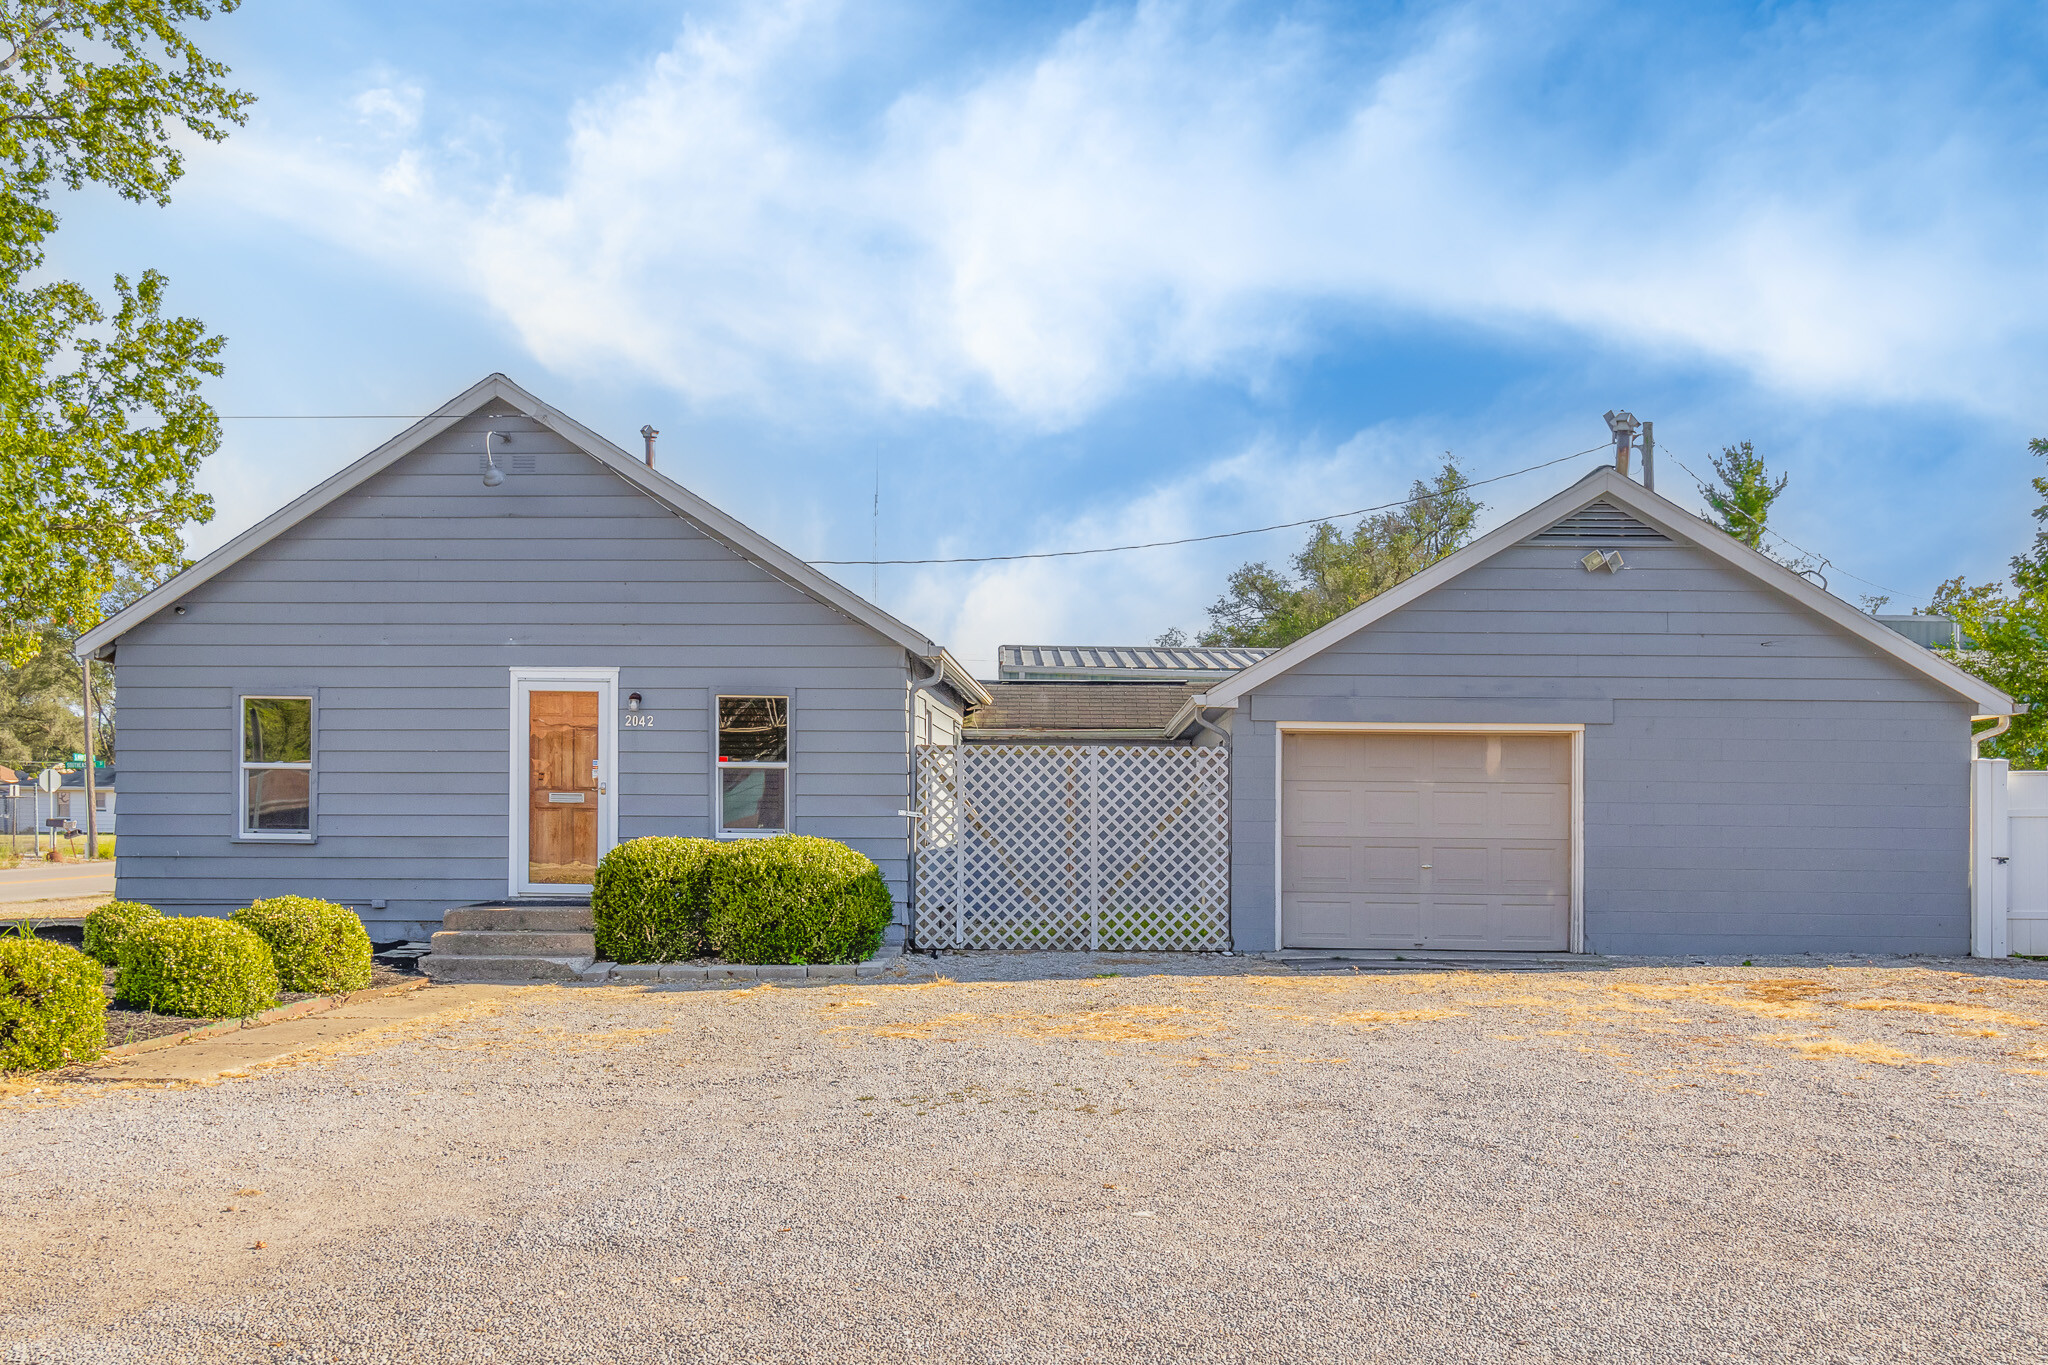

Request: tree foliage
left=1929, top=437, right=2048, bottom=767
left=0, top=2, right=250, bottom=663
left=1192, top=460, right=1481, bottom=648
left=1698, top=441, right=1787, bottom=550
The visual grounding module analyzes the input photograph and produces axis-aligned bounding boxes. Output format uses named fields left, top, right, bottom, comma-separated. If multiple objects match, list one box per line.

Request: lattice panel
left=914, top=744, right=1231, bottom=951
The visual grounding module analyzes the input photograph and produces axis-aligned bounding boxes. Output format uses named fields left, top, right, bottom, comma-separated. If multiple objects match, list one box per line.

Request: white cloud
left=198, top=0, right=2048, bottom=427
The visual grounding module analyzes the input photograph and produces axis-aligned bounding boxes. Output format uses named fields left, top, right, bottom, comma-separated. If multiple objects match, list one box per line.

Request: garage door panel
left=1426, top=843, right=1490, bottom=889
left=1494, top=788, right=1565, bottom=833
left=1499, top=736, right=1570, bottom=780
left=1287, top=839, right=1356, bottom=889
left=1283, top=731, right=1572, bottom=952
left=1499, top=843, right=1567, bottom=889
left=1431, top=735, right=1491, bottom=778
left=1286, top=784, right=1355, bottom=834
left=1283, top=894, right=1422, bottom=948
left=1428, top=788, right=1491, bottom=832
left=1358, top=786, right=1422, bottom=831
left=1359, top=842, right=1423, bottom=889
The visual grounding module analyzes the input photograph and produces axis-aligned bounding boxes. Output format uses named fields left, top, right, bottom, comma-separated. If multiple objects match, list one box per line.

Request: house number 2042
left=623, top=713, right=657, bottom=728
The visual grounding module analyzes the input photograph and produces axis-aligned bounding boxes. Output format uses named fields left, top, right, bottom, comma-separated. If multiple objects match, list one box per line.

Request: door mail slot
left=546, top=792, right=587, bottom=804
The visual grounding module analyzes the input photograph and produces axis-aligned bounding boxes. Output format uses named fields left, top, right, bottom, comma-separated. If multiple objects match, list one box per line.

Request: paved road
left=5, top=959, right=2047, bottom=1362
left=0, top=859, right=113, bottom=904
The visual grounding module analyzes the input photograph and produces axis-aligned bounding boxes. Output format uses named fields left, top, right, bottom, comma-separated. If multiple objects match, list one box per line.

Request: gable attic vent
left=1528, top=499, right=1670, bottom=543
left=477, top=452, right=537, bottom=475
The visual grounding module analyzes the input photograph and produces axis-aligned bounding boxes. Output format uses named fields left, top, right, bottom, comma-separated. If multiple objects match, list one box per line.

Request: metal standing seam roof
left=997, top=644, right=1272, bottom=675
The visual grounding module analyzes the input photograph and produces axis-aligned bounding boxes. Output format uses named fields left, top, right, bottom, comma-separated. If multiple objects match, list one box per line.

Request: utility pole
left=81, top=659, right=98, bottom=860
left=1639, top=420, right=1654, bottom=493
left=1604, top=410, right=1641, bottom=477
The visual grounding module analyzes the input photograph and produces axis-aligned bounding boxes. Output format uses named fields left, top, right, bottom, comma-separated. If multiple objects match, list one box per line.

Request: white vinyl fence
left=1972, top=758, right=2048, bottom=957
left=913, top=744, right=1231, bottom=951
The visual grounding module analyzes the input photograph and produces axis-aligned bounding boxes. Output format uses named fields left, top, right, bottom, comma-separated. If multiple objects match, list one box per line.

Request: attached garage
left=1170, top=466, right=2016, bottom=958
left=1281, top=729, right=1575, bottom=951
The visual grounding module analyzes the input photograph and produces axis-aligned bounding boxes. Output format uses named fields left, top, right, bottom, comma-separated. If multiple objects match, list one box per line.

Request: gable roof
left=75, top=374, right=989, bottom=705
left=1181, top=465, right=2014, bottom=718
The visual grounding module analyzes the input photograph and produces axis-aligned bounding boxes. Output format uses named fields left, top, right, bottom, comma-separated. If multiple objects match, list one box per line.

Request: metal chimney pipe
left=640, top=425, right=659, bottom=468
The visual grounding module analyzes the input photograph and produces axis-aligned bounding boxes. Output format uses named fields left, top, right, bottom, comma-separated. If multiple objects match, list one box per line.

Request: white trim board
left=75, top=372, right=989, bottom=706
left=1193, top=466, right=2013, bottom=717
left=1272, top=721, right=1587, bottom=955
left=508, top=666, right=618, bottom=899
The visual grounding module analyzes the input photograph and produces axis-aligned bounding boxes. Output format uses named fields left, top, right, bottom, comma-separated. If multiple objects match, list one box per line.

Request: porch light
left=627, top=693, right=642, bottom=712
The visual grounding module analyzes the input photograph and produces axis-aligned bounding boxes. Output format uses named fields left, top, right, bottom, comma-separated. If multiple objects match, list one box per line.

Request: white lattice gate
left=913, top=744, right=1231, bottom=950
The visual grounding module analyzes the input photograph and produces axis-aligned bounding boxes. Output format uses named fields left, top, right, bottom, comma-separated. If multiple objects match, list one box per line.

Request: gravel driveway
left=4, top=957, right=2046, bottom=1363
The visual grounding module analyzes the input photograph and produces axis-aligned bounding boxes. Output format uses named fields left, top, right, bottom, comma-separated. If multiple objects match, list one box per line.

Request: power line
left=219, top=414, right=436, bottom=419
left=1663, top=450, right=1902, bottom=597
left=807, top=443, right=1614, bottom=566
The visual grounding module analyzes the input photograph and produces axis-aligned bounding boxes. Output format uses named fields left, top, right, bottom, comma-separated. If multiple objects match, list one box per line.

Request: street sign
left=69, top=753, right=84, bottom=762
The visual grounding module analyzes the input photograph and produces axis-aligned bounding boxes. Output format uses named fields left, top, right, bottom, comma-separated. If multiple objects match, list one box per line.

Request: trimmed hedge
left=0, top=936, right=106, bottom=1072
left=82, top=900, right=162, bottom=966
left=231, top=896, right=373, bottom=994
left=593, top=837, right=719, bottom=963
left=702, top=835, right=894, bottom=965
left=116, top=917, right=279, bottom=1019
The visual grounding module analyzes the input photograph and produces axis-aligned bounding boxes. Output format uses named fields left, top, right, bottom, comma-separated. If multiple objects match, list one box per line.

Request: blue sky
left=46, top=0, right=2048, bottom=673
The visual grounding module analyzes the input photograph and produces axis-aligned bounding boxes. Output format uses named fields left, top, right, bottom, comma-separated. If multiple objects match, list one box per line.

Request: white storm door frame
left=1272, top=721, right=1586, bottom=954
left=508, top=666, right=620, bottom=898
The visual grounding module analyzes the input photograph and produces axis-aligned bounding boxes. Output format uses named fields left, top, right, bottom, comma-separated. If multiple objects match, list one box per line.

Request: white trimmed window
left=241, top=696, right=312, bottom=836
left=717, top=695, right=787, bottom=835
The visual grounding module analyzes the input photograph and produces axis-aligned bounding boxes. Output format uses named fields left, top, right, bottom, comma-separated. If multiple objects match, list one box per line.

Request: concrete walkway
left=84, top=984, right=505, bottom=1083
left=0, top=860, right=113, bottom=903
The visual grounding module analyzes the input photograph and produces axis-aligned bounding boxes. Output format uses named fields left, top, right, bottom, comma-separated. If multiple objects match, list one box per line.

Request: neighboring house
left=1161, top=467, right=2013, bottom=958
left=998, top=643, right=1269, bottom=682
left=54, top=769, right=115, bottom=833
left=965, top=681, right=1208, bottom=743
left=76, top=374, right=985, bottom=942
left=1873, top=615, right=1960, bottom=650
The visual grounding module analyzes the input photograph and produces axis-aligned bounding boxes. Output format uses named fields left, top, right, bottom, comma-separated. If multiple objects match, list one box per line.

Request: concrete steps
left=422, top=902, right=596, bottom=983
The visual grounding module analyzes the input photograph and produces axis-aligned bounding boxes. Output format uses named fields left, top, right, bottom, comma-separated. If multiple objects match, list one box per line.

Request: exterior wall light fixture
left=1580, top=550, right=1625, bottom=573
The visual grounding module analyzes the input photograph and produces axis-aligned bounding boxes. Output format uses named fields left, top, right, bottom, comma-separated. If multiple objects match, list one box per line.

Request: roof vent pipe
left=640, top=425, right=659, bottom=468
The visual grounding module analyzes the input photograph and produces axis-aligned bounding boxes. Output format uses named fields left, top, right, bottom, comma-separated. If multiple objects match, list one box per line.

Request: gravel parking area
left=4, top=958, right=2047, bottom=1363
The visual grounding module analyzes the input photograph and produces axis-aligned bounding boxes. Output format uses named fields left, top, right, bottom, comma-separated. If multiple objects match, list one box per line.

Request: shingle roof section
left=967, top=682, right=1207, bottom=733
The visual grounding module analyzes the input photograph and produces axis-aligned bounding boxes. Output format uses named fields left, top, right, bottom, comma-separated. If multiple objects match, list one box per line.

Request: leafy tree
left=1929, top=437, right=2048, bottom=766
left=0, top=2, right=251, bottom=663
left=1698, top=441, right=1787, bottom=549
left=1192, top=460, right=1481, bottom=648
left=0, top=627, right=93, bottom=769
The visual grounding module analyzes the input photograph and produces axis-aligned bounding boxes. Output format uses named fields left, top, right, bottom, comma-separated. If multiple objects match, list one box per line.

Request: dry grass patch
left=1839, top=999, right=2046, bottom=1028
left=1757, top=1031, right=1956, bottom=1067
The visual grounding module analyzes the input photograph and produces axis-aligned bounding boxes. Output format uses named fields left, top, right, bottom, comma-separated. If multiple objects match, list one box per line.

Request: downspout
left=1185, top=705, right=1231, bottom=746
left=1974, top=714, right=2013, bottom=758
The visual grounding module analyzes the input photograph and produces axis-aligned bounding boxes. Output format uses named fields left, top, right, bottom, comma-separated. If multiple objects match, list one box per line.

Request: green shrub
left=702, top=835, right=895, bottom=965
left=593, top=837, right=720, bottom=963
left=0, top=936, right=106, bottom=1071
left=231, top=896, right=372, bottom=993
left=116, top=917, right=279, bottom=1019
left=82, top=900, right=162, bottom=966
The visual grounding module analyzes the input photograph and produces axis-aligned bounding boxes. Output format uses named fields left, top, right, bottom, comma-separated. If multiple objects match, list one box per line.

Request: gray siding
left=111, top=408, right=919, bottom=939
left=1232, top=539, right=1975, bottom=955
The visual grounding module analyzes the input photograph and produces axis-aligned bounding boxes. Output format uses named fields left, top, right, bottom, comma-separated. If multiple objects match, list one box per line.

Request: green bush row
left=594, top=834, right=894, bottom=966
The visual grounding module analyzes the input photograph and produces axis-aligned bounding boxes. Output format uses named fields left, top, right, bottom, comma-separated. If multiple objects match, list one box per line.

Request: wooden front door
left=527, top=688, right=603, bottom=887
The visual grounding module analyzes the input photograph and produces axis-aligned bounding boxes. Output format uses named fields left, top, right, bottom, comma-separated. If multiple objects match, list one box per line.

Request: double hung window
left=717, top=696, right=787, bottom=834
left=241, top=696, right=313, bottom=836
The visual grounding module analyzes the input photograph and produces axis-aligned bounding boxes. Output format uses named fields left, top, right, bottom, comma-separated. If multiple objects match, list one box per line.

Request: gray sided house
left=77, top=374, right=985, bottom=941
left=1167, top=467, right=2014, bottom=958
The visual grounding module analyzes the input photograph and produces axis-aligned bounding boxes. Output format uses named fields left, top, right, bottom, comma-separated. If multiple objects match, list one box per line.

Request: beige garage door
left=1281, top=732, right=1572, bottom=951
